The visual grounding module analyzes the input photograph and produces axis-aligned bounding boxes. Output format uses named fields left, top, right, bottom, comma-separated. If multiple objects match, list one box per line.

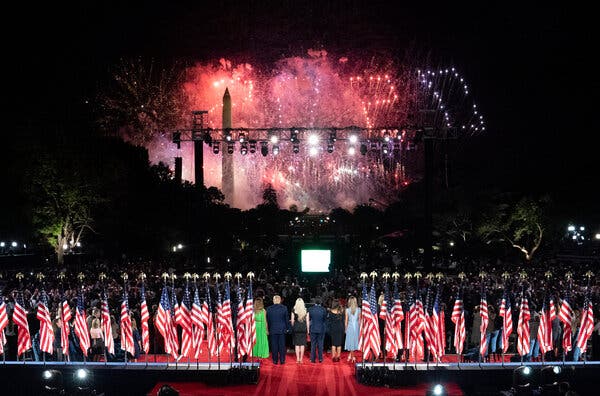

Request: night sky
left=6, top=2, right=591, bottom=208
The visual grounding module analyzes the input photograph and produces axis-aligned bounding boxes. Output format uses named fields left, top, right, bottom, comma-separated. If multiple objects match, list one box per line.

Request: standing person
left=327, top=299, right=345, bottom=362
left=291, top=298, right=308, bottom=363
left=345, top=296, right=361, bottom=363
left=252, top=297, right=269, bottom=359
left=90, top=318, right=103, bottom=361
left=307, top=297, right=327, bottom=363
left=266, top=295, right=288, bottom=365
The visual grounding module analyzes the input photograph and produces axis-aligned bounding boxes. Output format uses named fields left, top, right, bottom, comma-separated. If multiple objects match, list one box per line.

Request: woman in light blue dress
left=344, top=296, right=361, bottom=362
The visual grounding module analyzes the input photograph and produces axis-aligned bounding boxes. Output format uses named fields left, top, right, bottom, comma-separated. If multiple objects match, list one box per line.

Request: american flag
left=245, top=280, right=256, bottom=356
left=14, top=291, right=33, bottom=356
left=431, top=289, right=444, bottom=359
left=537, top=300, right=552, bottom=354
left=140, top=283, right=150, bottom=354
left=479, top=292, right=489, bottom=358
left=380, top=282, right=397, bottom=358
left=175, top=283, right=193, bottom=358
left=156, top=285, right=178, bottom=359
left=36, top=289, right=54, bottom=355
left=423, top=289, right=436, bottom=359
left=101, top=293, right=115, bottom=355
left=216, top=280, right=234, bottom=353
left=576, top=297, right=594, bottom=353
left=120, top=288, right=135, bottom=357
left=191, top=284, right=204, bottom=359
left=74, top=289, right=90, bottom=357
left=60, top=297, right=72, bottom=357
left=0, top=296, right=8, bottom=355
left=391, top=281, right=404, bottom=350
left=558, top=292, right=574, bottom=352
left=170, top=284, right=180, bottom=356
left=499, top=293, right=513, bottom=354
left=358, top=280, right=381, bottom=360
left=517, top=296, right=531, bottom=356
left=236, top=283, right=249, bottom=358
left=407, top=291, right=424, bottom=361
left=202, top=281, right=217, bottom=356
left=451, top=293, right=465, bottom=355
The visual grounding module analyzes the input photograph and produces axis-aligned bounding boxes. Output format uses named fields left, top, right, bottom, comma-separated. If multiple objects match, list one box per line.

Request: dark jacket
left=266, top=303, right=289, bottom=335
left=308, top=304, right=327, bottom=334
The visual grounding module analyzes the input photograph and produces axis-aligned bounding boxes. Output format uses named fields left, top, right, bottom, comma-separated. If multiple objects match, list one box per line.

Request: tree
left=477, top=196, right=549, bottom=262
left=260, top=184, right=278, bottom=209
left=30, top=155, right=101, bottom=265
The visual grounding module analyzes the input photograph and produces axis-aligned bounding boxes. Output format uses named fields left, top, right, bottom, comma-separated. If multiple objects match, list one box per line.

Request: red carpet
left=148, top=351, right=464, bottom=396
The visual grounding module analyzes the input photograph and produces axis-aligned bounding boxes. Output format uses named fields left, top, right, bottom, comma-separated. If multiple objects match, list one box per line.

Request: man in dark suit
left=266, top=295, right=289, bottom=364
left=307, top=297, right=327, bottom=363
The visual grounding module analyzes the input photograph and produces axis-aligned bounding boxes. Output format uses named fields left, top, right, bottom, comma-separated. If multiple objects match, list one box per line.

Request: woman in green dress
left=252, top=297, right=270, bottom=358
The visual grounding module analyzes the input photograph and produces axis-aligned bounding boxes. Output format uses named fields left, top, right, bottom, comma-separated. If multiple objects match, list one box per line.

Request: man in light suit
left=266, top=295, right=289, bottom=364
left=307, top=297, right=327, bottom=363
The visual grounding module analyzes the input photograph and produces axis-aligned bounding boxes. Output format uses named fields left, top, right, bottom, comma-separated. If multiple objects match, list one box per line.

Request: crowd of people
left=0, top=257, right=598, bottom=364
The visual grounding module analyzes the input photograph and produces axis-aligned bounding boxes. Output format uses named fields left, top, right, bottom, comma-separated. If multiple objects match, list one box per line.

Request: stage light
left=349, top=135, right=358, bottom=144
left=224, top=129, right=232, bottom=142
left=227, top=142, right=234, bottom=154
left=272, top=145, right=280, bottom=155
left=329, top=130, right=337, bottom=143
left=513, top=366, right=533, bottom=390
left=73, top=368, right=93, bottom=392
left=260, top=141, right=268, bottom=156
left=541, top=366, right=562, bottom=394
left=370, top=142, right=378, bottom=151
left=596, top=233, right=600, bottom=240
left=432, top=384, right=445, bottom=396
left=360, top=144, right=367, bottom=155
left=580, top=226, right=585, bottom=231
left=567, top=225, right=575, bottom=232
left=76, top=242, right=81, bottom=247
left=270, top=135, right=279, bottom=144
left=327, top=143, right=334, bottom=153
left=172, top=131, right=181, bottom=149
left=240, top=143, right=248, bottom=155
left=11, top=241, right=17, bottom=247
left=249, top=140, right=257, bottom=153
left=177, top=243, right=183, bottom=249
left=0, top=242, right=4, bottom=247
left=382, top=144, right=389, bottom=155
left=309, top=147, right=318, bottom=156
left=290, top=129, right=299, bottom=143
left=393, top=141, right=401, bottom=151
left=293, top=144, right=300, bottom=154
left=42, top=369, right=63, bottom=392
left=383, top=131, right=390, bottom=142
left=213, top=142, right=220, bottom=154
left=238, top=132, right=245, bottom=143
left=76, top=368, right=89, bottom=380
left=348, top=147, right=356, bottom=155
left=308, top=134, right=319, bottom=145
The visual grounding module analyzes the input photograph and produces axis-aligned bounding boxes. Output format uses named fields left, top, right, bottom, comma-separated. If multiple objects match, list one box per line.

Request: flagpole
left=183, top=272, right=192, bottom=368
left=100, top=273, right=108, bottom=365
left=392, top=272, right=400, bottom=371
left=435, top=272, right=444, bottom=368
left=582, top=271, right=593, bottom=366
left=370, top=271, right=378, bottom=369
left=478, top=271, right=485, bottom=369
left=562, top=272, right=573, bottom=366
left=382, top=272, right=390, bottom=369
left=248, top=272, right=255, bottom=370
left=414, top=271, right=422, bottom=370
left=192, top=273, right=199, bottom=370
left=500, top=272, right=510, bottom=368
left=425, top=274, right=433, bottom=371
left=224, top=272, right=234, bottom=368
left=404, top=272, right=412, bottom=369
left=457, top=272, right=465, bottom=370
left=170, top=273, right=178, bottom=369
left=203, top=273, right=212, bottom=370
left=139, top=273, right=149, bottom=368
left=214, top=273, right=222, bottom=370
left=58, top=272, right=70, bottom=364
left=122, top=273, right=129, bottom=365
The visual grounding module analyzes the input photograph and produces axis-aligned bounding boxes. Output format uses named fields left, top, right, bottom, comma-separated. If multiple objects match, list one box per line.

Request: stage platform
left=1, top=361, right=259, bottom=395
left=355, top=361, right=600, bottom=394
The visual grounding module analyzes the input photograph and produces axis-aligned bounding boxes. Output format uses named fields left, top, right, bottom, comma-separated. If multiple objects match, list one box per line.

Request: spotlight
left=0, top=242, right=4, bottom=247
left=73, top=368, right=92, bottom=391
left=260, top=141, right=268, bottom=157
left=308, top=134, right=319, bottom=145
left=360, top=143, right=367, bottom=155
left=240, top=143, right=248, bottom=155
left=224, top=129, right=232, bottom=142
left=272, top=145, right=280, bottom=155
left=41, top=369, right=63, bottom=392
left=426, top=384, right=446, bottom=396
left=383, top=130, right=390, bottom=142
left=382, top=144, right=389, bottom=155
left=238, top=132, right=245, bottom=143
left=172, top=131, right=181, bottom=149
left=329, top=130, right=337, bottom=143
left=393, top=141, right=401, bottom=151
left=290, top=129, right=299, bottom=143
left=349, top=134, right=358, bottom=144
left=541, top=365, right=562, bottom=390
left=292, top=144, right=300, bottom=154
left=213, top=142, right=220, bottom=154
left=227, top=142, right=234, bottom=154
left=269, top=130, right=279, bottom=144
left=309, top=147, right=318, bottom=156
left=75, top=368, right=89, bottom=380
left=327, top=143, right=334, bottom=153
left=249, top=140, right=257, bottom=153
left=348, top=147, right=356, bottom=155
left=513, top=366, right=533, bottom=391
left=370, top=142, right=378, bottom=151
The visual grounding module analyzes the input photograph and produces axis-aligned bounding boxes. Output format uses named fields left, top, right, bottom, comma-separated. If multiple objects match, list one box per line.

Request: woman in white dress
left=344, top=296, right=361, bottom=362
